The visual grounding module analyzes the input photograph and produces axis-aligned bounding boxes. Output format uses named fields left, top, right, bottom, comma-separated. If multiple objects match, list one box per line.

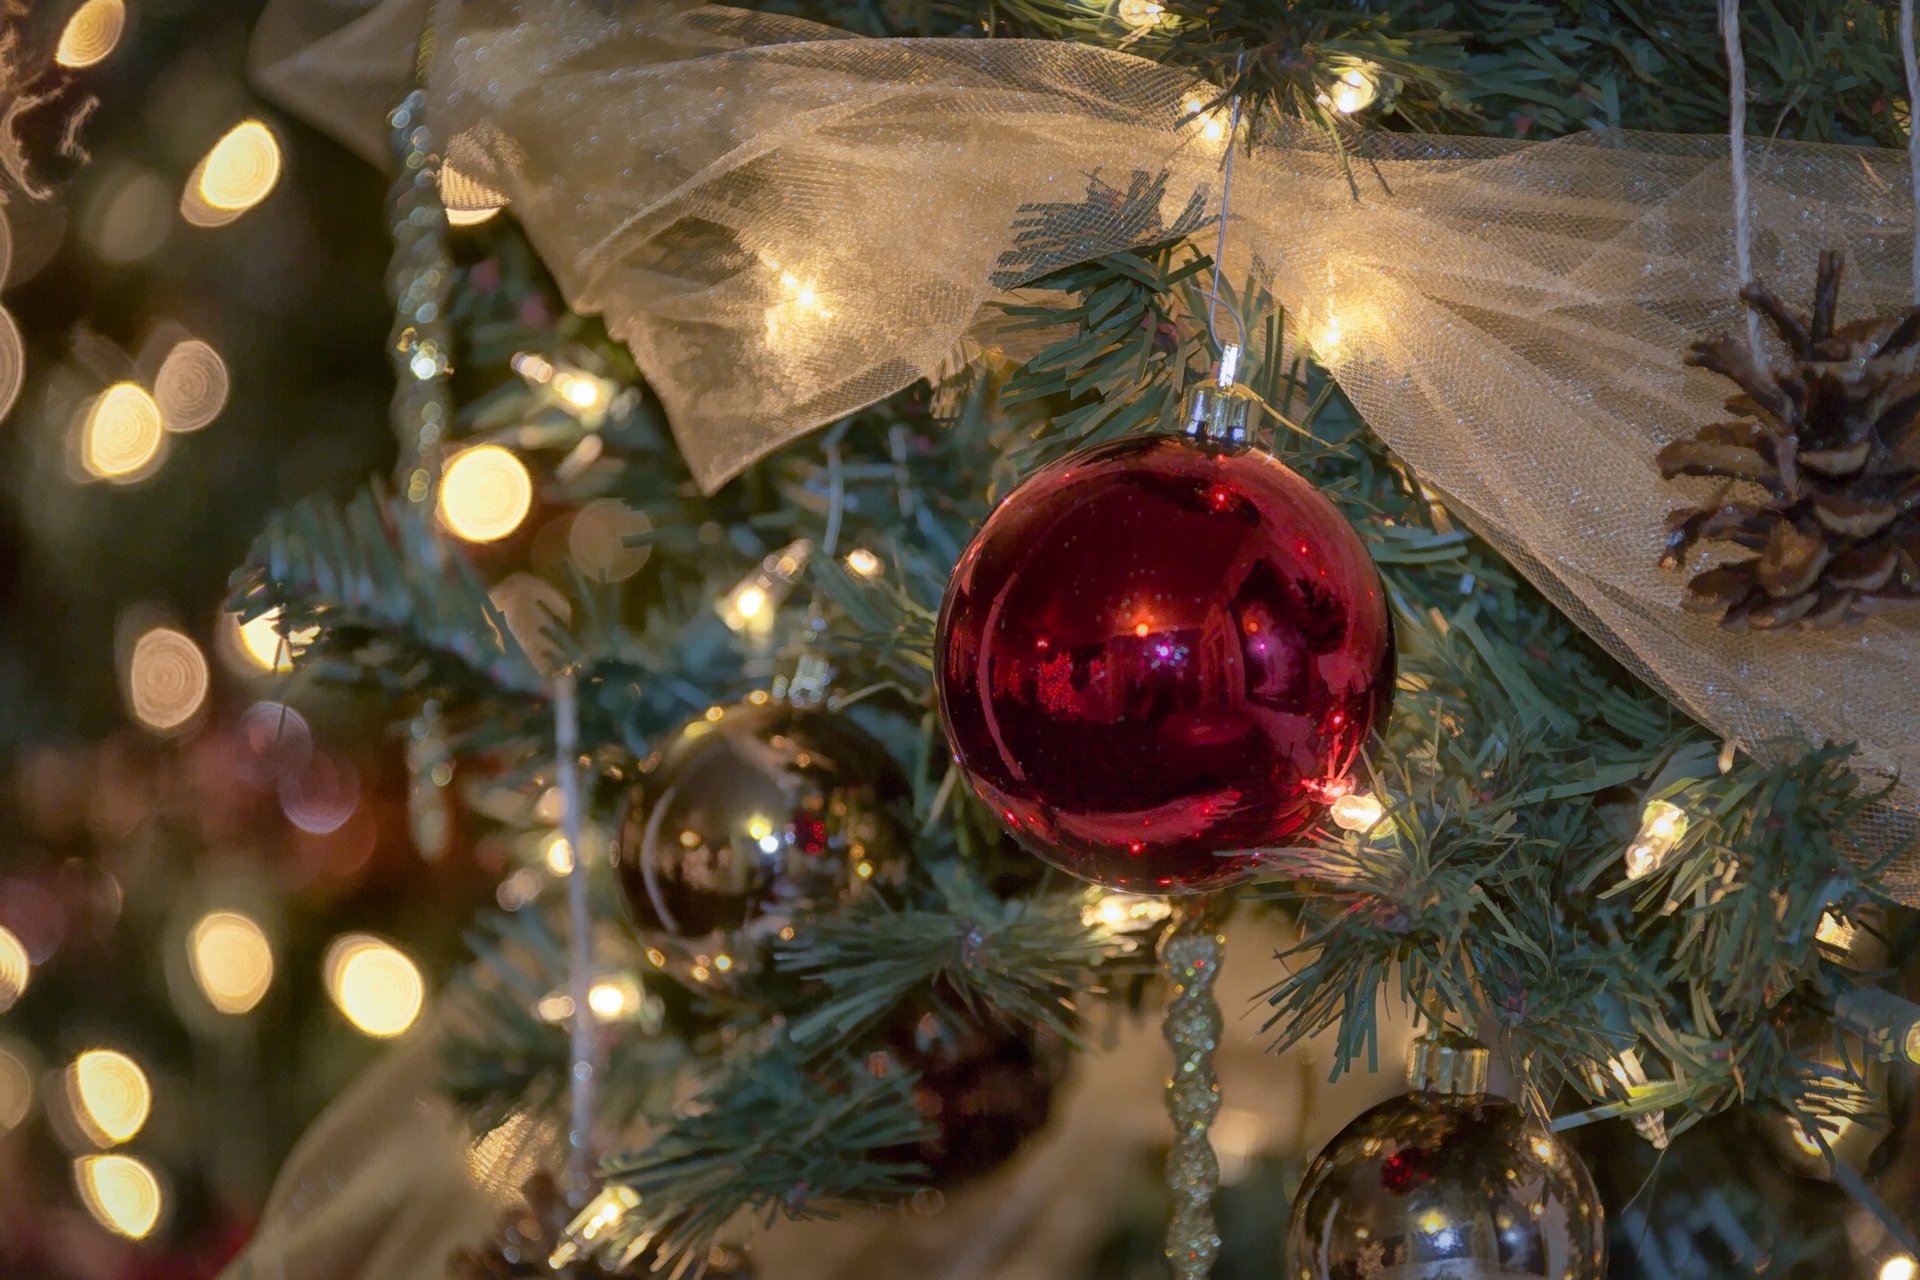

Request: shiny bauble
left=935, top=432, right=1394, bottom=893
left=611, top=699, right=910, bottom=991
left=877, top=1007, right=1066, bottom=1186
left=1286, top=1093, right=1605, bottom=1280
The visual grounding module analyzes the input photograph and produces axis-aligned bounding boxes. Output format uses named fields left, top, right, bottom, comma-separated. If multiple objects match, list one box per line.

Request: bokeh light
left=67, top=1049, right=151, bottom=1146
left=56, top=0, right=126, bottom=68
left=844, top=548, right=882, bottom=579
left=279, top=754, right=360, bottom=835
left=84, top=167, right=172, bottom=264
left=0, top=306, right=22, bottom=424
left=0, top=924, right=28, bottom=1012
left=1884, top=1257, right=1918, bottom=1280
left=154, top=339, right=228, bottom=432
left=437, top=444, right=533, bottom=542
left=81, top=383, right=167, bottom=481
left=568, top=498, right=652, bottom=582
left=188, top=911, right=274, bottom=1015
left=75, top=1154, right=164, bottom=1239
left=0, top=1041, right=33, bottom=1132
left=125, top=626, right=209, bottom=732
left=181, top=121, right=282, bottom=227
left=324, top=934, right=425, bottom=1038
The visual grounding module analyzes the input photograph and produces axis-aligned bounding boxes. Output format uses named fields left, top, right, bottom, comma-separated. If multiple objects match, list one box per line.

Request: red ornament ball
left=935, top=433, right=1394, bottom=893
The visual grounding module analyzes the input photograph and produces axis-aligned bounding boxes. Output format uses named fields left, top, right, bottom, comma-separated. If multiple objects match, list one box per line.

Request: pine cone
left=448, top=1174, right=755, bottom=1280
left=1658, top=251, right=1920, bottom=628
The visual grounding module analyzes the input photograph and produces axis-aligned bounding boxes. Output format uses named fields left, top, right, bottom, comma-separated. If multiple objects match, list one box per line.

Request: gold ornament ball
left=611, top=700, right=910, bottom=992
left=1286, top=1093, right=1605, bottom=1280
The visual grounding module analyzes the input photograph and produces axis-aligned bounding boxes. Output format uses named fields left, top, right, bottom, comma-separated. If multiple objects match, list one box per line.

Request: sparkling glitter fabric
left=252, top=1, right=1920, bottom=895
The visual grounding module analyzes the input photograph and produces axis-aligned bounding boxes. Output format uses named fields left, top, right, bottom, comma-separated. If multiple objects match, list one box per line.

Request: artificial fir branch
left=776, top=871, right=1116, bottom=1047
left=592, top=1052, right=936, bottom=1270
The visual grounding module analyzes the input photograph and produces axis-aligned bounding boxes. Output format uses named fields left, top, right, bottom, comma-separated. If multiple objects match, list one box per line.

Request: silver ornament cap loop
left=1180, top=344, right=1261, bottom=450
left=1408, top=1028, right=1491, bottom=1096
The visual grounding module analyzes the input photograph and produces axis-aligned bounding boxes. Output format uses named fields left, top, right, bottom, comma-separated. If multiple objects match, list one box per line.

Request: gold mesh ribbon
left=251, top=0, right=1920, bottom=897
left=1158, top=895, right=1230, bottom=1280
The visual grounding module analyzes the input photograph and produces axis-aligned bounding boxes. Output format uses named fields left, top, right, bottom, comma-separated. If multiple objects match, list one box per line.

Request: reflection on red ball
left=935, top=435, right=1394, bottom=893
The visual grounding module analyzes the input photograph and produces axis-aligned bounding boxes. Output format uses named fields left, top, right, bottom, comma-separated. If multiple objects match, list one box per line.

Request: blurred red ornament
left=935, top=430, right=1393, bottom=893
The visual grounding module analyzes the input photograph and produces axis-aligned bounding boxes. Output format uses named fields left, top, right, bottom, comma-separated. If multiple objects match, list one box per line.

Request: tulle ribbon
left=252, top=4, right=1920, bottom=874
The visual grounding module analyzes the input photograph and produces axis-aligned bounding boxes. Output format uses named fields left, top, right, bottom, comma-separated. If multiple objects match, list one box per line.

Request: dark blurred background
left=0, top=3, right=506, bottom=1275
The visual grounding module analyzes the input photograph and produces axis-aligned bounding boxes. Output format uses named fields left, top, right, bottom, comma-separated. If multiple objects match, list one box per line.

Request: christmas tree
left=7, top=0, right=1920, bottom=1277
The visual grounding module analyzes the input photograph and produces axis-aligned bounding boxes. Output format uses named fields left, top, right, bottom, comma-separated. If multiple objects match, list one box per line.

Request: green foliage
left=227, top=0, right=1920, bottom=1267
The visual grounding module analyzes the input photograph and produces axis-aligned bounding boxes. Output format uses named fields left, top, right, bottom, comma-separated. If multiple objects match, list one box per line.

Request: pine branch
left=593, top=1051, right=935, bottom=1271
left=777, top=871, right=1116, bottom=1047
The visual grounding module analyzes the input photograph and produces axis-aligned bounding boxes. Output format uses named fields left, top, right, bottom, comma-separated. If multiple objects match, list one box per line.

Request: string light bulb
left=75, top=1154, right=164, bottom=1239
left=1330, top=791, right=1386, bottom=833
left=82, top=383, right=167, bottom=482
left=188, top=911, right=274, bottom=1015
left=1180, top=94, right=1229, bottom=144
left=717, top=538, right=813, bottom=634
left=1317, top=67, right=1381, bottom=115
left=324, top=934, right=425, bottom=1038
left=1623, top=798, right=1690, bottom=880
left=1882, top=1256, right=1918, bottom=1280
left=67, top=1050, right=151, bottom=1147
left=437, top=443, right=533, bottom=543
left=229, top=606, right=317, bottom=673
left=845, top=548, right=883, bottom=578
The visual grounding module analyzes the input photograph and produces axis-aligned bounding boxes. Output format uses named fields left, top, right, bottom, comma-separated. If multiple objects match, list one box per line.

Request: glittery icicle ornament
left=1159, top=894, right=1231, bottom=1280
left=386, top=81, right=456, bottom=500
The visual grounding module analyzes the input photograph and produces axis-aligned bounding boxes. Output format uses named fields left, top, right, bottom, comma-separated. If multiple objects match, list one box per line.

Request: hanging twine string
left=553, top=672, right=600, bottom=1195
left=1717, top=0, right=1765, bottom=359
left=1202, top=52, right=1248, bottom=358
left=1904, top=0, right=1920, bottom=305
left=1159, top=894, right=1232, bottom=1280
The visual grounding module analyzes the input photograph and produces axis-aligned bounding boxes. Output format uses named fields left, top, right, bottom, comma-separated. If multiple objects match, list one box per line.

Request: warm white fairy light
left=76, top=1154, right=164, bottom=1239
left=125, top=626, right=210, bottom=732
left=0, top=1041, right=32, bottom=1132
left=68, top=1050, right=151, bottom=1147
left=154, top=339, right=229, bottom=432
left=1330, top=791, right=1386, bottom=833
left=1623, top=799, right=1690, bottom=880
left=1590, top=1048, right=1669, bottom=1149
left=1180, top=93, right=1229, bottom=144
left=543, top=832, right=575, bottom=875
left=1883, top=1256, right=1918, bottom=1280
left=181, top=121, right=282, bottom=227
left=0, top=925, right=28, bottom=1013
left=569, top=499, right=653, bottom=582
left=438, top=444, right=533, bottom=543
left=324, top=935, right=425, bottom=1038
left=188, top=911, right=274, bottom=1015
left=844, top=548, right=883, bottom=579
left=1085, top=892, right=1174, bottom=934
left=57, top=0, right=126, bottom=68
left=717, top=538, right=813, bottom=633
left=82, top=383, right=167, bottom=482
left=550, top=1185, right=642, bottom=1268
left=1316, top=67, right=1380, bottom=115
left=0, top=306, right=22, bottom=425
left=228, top=607, right=318, bottom=673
